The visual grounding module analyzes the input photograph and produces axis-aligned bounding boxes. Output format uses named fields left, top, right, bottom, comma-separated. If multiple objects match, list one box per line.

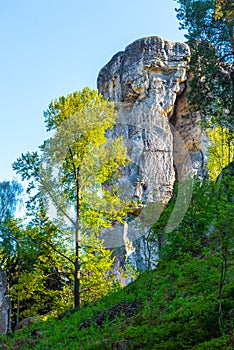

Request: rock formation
left=97, top=36, right=207, bottom=279
left=98, top=36, right=189, bottom=201
left=0, top=270, right=9, bottom=334
left=171, top=75, right=209, bottom=179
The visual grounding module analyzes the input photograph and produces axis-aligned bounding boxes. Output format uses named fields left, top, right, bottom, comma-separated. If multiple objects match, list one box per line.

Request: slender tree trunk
left=221, top=127, right=224, bottom=169
left=16, top=239, right=20, bottom=325
left=218, top=238, right=228, bottom=332
left=69, top=147, right=81, bottom=309
left=74, top=167, right=81, bottom=308
left=74, top=240, right=80, bottom=308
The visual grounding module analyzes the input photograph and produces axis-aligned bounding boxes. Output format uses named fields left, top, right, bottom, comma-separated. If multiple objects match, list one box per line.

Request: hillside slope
left=1, top=164, right=234, bottom=350
left=1, top=250, right=234, bottom=350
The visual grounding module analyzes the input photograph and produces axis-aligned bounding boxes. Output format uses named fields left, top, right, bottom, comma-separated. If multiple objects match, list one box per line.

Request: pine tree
left=175, top=0, right=234, bottom=131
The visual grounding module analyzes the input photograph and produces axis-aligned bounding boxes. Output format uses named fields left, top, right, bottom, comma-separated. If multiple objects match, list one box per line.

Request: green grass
left=1, top=253, right=234, bottom=350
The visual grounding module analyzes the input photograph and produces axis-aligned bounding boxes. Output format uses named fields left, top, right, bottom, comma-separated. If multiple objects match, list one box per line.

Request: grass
left=1, top=253, right=234, bottom=349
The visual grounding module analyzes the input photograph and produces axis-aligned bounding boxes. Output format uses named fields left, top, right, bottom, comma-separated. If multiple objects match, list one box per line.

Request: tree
left=175, top=0, right=234, bottom=179
left=0, top=180, right=23, bottom=274
left=0, top=211, right=73, bottom=325
left=214, top=0, right=234, bottom=54
left=207, top=126, right=234, bottom=180
left=13, top=88, right=131, bottom=308
left=80, top=236, right=121, bottom=304
left=216, top=166, right=234, bottom=331
left=13, top=221, right=74, bottom=320
left=0, top=180, right=22, bottom=223
left=0, top=180, right=23, bottom=325
left=175, top=0, right=233, bottom=61
left=158, top=179, right=214, bottom=261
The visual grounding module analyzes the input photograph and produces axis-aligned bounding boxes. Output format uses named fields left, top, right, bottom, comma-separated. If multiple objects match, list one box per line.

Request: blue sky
left=0, top=0, right=186, bottom=182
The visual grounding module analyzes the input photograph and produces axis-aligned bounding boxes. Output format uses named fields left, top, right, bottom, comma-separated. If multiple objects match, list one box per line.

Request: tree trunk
left=74, top=241, right=80, bottom=308
left=74, top=166, right=81, bottom=308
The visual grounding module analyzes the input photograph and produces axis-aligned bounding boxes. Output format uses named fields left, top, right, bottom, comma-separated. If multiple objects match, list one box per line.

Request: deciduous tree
left=13, top=88, right=131, bottom=308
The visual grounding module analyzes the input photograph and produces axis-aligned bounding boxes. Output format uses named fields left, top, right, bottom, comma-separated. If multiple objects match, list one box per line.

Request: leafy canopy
left=13, top=87, right=131, bottom=309
left=40, top=87, right=131, bottom=231
left=0, top=180, right=23, bottom=222
left=175, top=0, right=234, bottom=127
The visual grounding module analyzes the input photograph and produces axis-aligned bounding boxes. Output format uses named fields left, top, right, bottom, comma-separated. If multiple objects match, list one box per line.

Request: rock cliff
left=0, top=270, right=9, bottom=334
left=97, top=36, right=207, bottom=279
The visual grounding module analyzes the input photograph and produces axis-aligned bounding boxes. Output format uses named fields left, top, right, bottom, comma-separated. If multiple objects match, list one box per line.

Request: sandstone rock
left=97, top=36, right=206, bottom=278
left=0, top=270, right=9, bottom=335
left=98, top=36, right=190, bottom=202
left=171, top=73, right=209, bottom=179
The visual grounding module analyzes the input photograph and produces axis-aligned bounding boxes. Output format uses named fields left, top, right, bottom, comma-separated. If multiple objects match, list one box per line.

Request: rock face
left=171, top=74, right=209, bottom=179
left=97, top=36, right=207, bottom=279
left=0, top=270, right=9, bottom=334
left=98, top=36, right=189, bottom=202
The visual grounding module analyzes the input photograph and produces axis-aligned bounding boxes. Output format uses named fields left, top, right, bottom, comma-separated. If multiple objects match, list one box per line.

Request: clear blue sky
left=0, top=0, right=186, bottom=182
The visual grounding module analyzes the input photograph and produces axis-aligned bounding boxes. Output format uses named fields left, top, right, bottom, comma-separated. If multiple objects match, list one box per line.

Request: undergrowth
left=1, top=251, right=234, bottom=350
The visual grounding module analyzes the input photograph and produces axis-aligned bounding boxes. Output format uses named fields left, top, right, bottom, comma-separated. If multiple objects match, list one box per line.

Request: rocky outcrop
left=98, top=36, right=190, bottom=201
left=97, top=36, right=207, bottom=279
left=0, top=270, right=9, bottom=334
left=171, top=75, right=209, bottom=179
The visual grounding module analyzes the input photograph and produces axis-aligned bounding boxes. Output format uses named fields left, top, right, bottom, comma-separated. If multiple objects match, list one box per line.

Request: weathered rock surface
left=97, top=36, right=206, bottom=279
left=171, top=74, right=209, bottom=179
left=98, top=36, right=190, bottom=202
left=0, top=270, right=9, bottom=334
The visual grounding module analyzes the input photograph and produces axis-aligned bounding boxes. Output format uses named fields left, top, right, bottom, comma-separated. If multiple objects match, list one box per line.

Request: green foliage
left=175, top=0, right=234, bottom=142
left=13, top=88, right=131, bottom=231
left=0, top=180, right=23, bottom=222
left=0, top=214, right=74, bottom=325
left=152, top=179, right=213, bottom=261
left=0, top=218, right=22, bottom=272
left=12, top=87, right=131, bottom=309
left=2, top=15, right=233, bottom=346
left=40, top=89, right=131, bottom=230
left=44, top=88, right=112, bottom=131
left=81, top=237, right=121, bottom=303
left=2, top=244, right=234, bottom=349
left=1, top=166, right=233, bottom=349
left=207, top=126, right=234, bottom=180
left=1, top=210, right=120, bottom=325
left=175, top=0, right=233, bottom=62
